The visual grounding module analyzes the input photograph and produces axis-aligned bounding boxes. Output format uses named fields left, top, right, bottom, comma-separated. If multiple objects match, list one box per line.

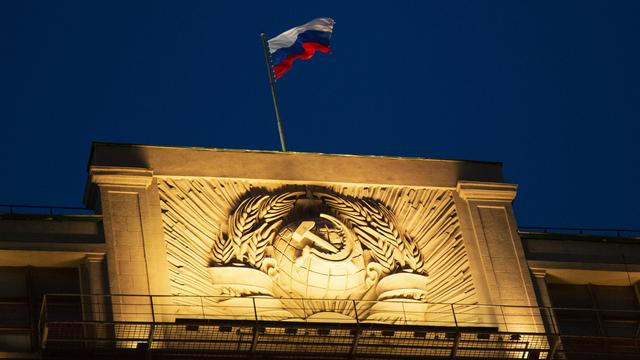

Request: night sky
left=1, top=1, right=639, bottom=229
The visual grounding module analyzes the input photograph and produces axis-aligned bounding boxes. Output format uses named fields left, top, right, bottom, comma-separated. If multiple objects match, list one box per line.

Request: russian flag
left=268, top=18, right=335, bottom=79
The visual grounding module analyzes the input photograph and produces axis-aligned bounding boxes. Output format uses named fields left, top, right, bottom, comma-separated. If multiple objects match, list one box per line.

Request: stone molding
left=456, top=181, right=517, bottom=201
left=530, top=268, right=547, bottom=279
left=85, top=167, right=154, bottom=209
left=84, top=253, right=106, bottom=263
left=88, top=142, right=505, bottom=189
left=89, top=166, right=154, bottom=188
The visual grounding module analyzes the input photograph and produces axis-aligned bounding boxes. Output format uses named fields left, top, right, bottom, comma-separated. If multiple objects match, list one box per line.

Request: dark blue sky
left=1, top=1, right=639, bottom=229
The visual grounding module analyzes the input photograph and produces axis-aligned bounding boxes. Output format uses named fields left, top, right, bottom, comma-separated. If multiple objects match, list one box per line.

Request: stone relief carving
left=211, top=191, right=303, bottom=270
left=208, top=189, right=433, bottom=322
left=158, top=178, right=477, bottom=324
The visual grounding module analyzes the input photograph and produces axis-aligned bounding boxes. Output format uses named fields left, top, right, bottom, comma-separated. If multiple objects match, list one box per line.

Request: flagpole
left=260, top=33, right=287, bottom=152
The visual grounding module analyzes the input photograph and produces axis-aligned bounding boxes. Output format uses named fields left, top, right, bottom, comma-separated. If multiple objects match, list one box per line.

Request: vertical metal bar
left=449, top=305, right=461, bottom=360
left=39, top=293, right=48, bottom=349
left=352, top=300, right=359, bottom=324
left=587, top=284, right=606, bottom=336
left=302, top=297, right=306, bottom=320
left=401, top=302, right=408, bottom=325
left=147, top=323, right=155, bottom=357
left=349, top=300, right=360, bottom=359
left=250, top=297, right=259, bottom=357
left=548, top=307, right=560, bottom=335
left=260, top=32, right=287, bottom=152
left=200, top=296, right=205, bottom=320
left=252, top=297, right=258, bottom=322
left=499, top=305, right=508, bottom=332
left=632, top=283, right=640, bottom=337
left=26, top=266, right=36, bottom=351
left=147, top=295, right=155, bottom=358
left=549, top=335, right=561, bottom=359
left=450, top=333, right=461, bottom=359
left=451, top=304, right=458, bottom=328
left=149, top=295, right=155, bottom=323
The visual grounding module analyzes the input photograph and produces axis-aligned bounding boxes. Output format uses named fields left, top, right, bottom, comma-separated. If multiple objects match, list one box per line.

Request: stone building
left=0, top=142, right=638, bottom=359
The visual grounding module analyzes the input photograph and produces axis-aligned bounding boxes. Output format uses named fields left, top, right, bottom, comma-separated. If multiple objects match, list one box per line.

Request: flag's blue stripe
left=271, top=30, right=332, bottom=66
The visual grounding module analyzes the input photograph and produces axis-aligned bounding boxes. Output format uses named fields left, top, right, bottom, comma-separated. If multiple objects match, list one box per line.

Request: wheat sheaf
left=211, top=192, right=302, bottom=268
left=316, top=193, right=426, bottom=275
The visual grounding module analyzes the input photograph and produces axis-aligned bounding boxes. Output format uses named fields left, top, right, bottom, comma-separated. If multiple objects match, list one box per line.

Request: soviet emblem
left=209, top=189, right=430, bottom=322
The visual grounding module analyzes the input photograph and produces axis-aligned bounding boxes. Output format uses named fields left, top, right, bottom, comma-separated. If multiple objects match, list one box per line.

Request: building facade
left=0, top=143, right=638, bottom=359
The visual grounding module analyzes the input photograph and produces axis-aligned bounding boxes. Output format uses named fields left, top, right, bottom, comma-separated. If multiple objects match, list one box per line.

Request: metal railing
left=37, top=294, right=640, bottom=359
left=0, top=203, right=95, bottom=216
left=39, top=293, right=551, bottom=329
left=519, top=226, right=640, bottom=238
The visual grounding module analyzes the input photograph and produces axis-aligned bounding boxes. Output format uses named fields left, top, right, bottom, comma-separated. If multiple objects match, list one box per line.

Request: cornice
left=89, top=166, right=154, bottom=188
left=456, top=181, right=517, bottom=201
left=529, top=268, right=548, bottom=278
left=84, top=253, right=106, bottom=263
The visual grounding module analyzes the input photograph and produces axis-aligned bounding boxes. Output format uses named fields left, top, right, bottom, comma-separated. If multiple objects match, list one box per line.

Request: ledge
left=456, top=181, right=517, bottom=201
left=87, top=143, right=505, bottom=189
left=89, top=166, right=154, bottom=188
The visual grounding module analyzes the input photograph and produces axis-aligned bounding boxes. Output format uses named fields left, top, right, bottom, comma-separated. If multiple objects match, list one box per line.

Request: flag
left=267, top=18, right=335, bottom=79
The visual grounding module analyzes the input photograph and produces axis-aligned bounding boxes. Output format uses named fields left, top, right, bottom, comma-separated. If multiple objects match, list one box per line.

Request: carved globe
left=271, top=215, right=368, bottom=300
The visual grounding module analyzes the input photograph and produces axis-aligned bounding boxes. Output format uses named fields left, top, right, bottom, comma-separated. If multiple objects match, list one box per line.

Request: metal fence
left=40, top=294, right=550, bottom=329
left=38, top=294, right=640, bottom=359
left=519, top=226, right=640, bottom=238
left=0, top=203, right=95, bottom=216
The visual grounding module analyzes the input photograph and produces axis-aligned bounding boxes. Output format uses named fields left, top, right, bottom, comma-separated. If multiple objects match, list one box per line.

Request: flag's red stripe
left=273, top=42, right=330, bottom=79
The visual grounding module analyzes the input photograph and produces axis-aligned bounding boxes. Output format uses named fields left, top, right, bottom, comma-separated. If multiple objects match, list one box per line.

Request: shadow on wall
left=83, top=142, right=152, bottom=211
left=86, top=142, right=152, bottom=170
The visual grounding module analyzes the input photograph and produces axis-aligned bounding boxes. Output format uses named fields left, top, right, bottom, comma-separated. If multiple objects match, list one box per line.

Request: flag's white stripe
left=268, top=18, right=334, bottom=54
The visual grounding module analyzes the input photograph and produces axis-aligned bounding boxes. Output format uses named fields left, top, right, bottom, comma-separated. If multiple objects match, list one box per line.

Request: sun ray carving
left=158, top=178, right=477, bottom=310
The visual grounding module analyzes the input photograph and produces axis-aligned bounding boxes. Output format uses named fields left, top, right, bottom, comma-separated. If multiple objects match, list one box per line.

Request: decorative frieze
left=158, top=178, right=477, bottom=324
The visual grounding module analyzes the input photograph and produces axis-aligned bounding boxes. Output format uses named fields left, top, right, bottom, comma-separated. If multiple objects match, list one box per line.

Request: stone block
left=491, top=258, right=519, bottom=273
left=115, top=230, right=142, bottom=246
left=118, top=275, right=135, bottom=290
left=498, top=285, right=527, bottom=302
left=126, top=217, right=142, bottom=232
left=118, top=260, right=146, bottom=276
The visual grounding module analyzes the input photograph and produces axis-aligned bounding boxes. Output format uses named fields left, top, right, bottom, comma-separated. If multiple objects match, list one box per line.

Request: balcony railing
left=37, top=294, right=640, bottom=359
left=519, top=226, right=640, bottom=238
left=0, top=204, right=94, bottom=216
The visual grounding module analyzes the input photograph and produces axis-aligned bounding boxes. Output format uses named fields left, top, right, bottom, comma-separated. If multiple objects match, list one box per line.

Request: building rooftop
left=87, top=142, right=505, bottom=189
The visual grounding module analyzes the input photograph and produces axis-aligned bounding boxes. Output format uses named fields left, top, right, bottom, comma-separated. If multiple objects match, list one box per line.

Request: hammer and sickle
left=291, top=221, right=340, bottom=253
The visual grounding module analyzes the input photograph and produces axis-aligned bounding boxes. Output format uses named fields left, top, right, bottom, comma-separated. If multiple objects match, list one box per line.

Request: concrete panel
left=0, top=218, right=103, bottom=243
left=88, top=143, right=503, bottom=189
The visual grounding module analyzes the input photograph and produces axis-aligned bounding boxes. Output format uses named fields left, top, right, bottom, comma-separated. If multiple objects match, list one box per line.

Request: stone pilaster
left=87, top=167, right=171, bottom=322
left=531, top=268, right=559, bottom=334
left=456, top=181, right=544, bottom=332
left=83, top=254, right=109, bottom=322
left=530, top=269, right=552, bottom=308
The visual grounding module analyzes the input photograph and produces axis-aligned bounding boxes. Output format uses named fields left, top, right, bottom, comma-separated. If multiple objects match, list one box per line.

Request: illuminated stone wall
left=158, top=179, right=477, bottom=325
left=85, top=143, right=543, bottom=332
